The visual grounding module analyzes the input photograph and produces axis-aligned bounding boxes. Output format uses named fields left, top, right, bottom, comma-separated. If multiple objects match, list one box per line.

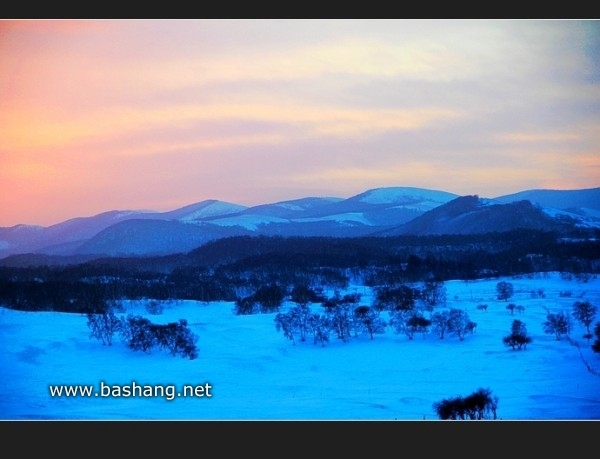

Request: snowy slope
left=356, top=186, right=458, bottom=208
left=160, top=200, right=248, bottom=222
left=1, top=272, right=599, bottom=420
left=494, top=187, right=600, bottom=226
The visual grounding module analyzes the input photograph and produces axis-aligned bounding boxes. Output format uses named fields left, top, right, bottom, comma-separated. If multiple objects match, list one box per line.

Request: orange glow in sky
left=1, top=19, right=599, bottom=227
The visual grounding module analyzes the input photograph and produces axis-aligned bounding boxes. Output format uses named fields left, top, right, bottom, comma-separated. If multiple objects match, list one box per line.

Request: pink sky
left=1, top=19, right=599, bottom=227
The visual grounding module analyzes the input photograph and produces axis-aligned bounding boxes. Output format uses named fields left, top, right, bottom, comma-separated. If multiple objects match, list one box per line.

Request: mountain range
left=1, top=186, right=599, bottom=261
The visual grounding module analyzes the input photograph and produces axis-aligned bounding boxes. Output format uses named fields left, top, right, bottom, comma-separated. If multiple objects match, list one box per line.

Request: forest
left=0, top=229, right=598, bottom=314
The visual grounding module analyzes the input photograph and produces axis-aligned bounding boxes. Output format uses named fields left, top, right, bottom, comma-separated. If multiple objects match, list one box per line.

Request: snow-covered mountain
left=0, top=210, right=156, bottom=257
left=494, top=188, right=600, bottom=218
left=158, top=200, right=248, bottom=222
left=0, top=200, right=246, bottom=258
left=203, top=187, right=459, bottom=237
left=1, top=186, right=598, bottom=260
left=494, top=187, right=600, bottom=228
left=0, top=187, right=458, bottom=258
left=380, top=195, right=578, bottom=236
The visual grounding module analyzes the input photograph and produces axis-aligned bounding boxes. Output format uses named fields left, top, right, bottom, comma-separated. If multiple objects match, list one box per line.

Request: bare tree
left=354, top=305, right=387, bottom=340
left=289, top=304, right=312, bottom=342
left=447, top=308, right=474, bottom=341
left=86, top=309, right=121, bottom=346
left=420, top=280, right=447, bottom=310
left=274, top=312, right=297, bottom=345
left=325, top=302, right=354, bottom=342
left=390, top=310, right=430, bottom=340
left=152, top=319, right=199, bottom=359
left=431, top=310, right=451, bottom=339
left=502, top=319, right=532, bottom=350
left=572, top=301, right=597, bottom=337
left=542, top=310, right=571, bottom=341
left=307, top=313, right=330, bottom=347
left=496, top=281, right=514, bottom=301
left=120, top=315, right=155, bottom=353
left=592, top=323, right=600, bottom=353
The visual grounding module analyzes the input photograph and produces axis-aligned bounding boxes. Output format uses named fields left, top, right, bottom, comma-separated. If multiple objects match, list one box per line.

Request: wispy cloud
left=1, top=19, right=599, bottom=226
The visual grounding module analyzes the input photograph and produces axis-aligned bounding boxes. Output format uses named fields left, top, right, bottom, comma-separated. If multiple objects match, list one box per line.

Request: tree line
left=1, top=230, right=599, bottom=314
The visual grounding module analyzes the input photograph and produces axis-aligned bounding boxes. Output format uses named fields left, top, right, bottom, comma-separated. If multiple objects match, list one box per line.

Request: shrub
left=145, top=300, right=163, bottom=315
left=233, top=296, right=257, bottom=315
left=502, top=319, right=532, bottom=350
left=433, top=388, right=498, bottom=420
left=118, top=314, right=198, bottom=359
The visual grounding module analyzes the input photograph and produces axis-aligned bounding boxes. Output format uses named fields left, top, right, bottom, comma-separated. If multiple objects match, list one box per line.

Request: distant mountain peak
left=1, top=186, right=598, bottom=260
left=353, top=186, right=459, bottom=205
left=168, top=200, right=248, bottom=222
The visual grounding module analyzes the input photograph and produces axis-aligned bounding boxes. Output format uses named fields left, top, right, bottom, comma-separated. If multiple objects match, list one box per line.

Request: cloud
left=497, top=132, right=582, bottom=144
left=1, top=19, right=599, bottom=226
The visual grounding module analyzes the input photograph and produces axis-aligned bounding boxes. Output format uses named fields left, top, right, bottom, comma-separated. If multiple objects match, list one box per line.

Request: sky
left=1, top=19, right=599, bottom=227
left=1, top=272, right=599, bottom=420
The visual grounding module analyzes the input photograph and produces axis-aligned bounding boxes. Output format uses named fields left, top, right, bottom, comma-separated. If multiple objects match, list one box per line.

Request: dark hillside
left=381, top=196, right=577, bottom=236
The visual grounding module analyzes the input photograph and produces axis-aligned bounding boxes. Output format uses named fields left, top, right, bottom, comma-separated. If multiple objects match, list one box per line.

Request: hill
left=1, top=186, right=599, bottom=260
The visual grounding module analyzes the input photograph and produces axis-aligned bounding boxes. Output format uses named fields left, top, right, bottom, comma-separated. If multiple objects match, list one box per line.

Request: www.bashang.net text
left=48, top=381, right=212, bottom=402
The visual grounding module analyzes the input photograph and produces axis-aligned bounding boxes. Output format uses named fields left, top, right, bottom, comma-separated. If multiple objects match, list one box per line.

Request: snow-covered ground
left=1, top=272, right=599, bottom=420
